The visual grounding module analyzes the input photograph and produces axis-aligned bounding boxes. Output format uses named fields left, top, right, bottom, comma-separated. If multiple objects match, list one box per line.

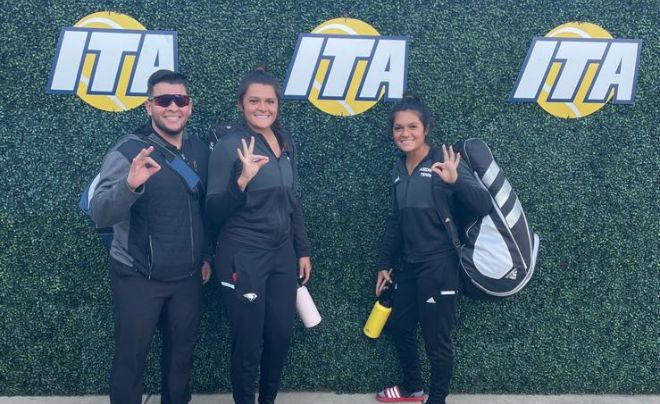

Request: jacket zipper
left=259, top=132, right=287, bottom=241
left=178, top=144, right=195, bottom=276
left=148, top=234, right=154, bottom=279
left=188, top=196, right=195, bottom=273
left=278, top=159, right=287, bottom=240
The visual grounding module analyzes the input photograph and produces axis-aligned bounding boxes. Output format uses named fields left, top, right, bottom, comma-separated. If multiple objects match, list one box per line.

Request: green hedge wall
left=1, top=0, right=658, bottom=396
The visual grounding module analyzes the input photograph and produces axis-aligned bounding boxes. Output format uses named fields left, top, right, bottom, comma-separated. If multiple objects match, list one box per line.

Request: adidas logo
left=426, top=297, right=436, bottom=304
left=505, top=269, right=517, bottom=280
left=242, top=293, right=258, bottom=302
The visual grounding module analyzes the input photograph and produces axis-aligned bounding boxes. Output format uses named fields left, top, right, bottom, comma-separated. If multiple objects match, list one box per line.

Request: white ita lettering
left=47, top=28, right=177, bottom=96
left=283, top=34, right=409, bottom=101
left=510, top=38, right=642, bottom=104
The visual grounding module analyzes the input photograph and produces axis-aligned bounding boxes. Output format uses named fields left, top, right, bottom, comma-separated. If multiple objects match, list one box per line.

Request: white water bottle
left=296, top=282, right=322, bottom=328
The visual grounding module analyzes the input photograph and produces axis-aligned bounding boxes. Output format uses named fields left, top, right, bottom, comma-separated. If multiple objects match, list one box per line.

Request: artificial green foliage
left=1, top=0, right=658, bottom=395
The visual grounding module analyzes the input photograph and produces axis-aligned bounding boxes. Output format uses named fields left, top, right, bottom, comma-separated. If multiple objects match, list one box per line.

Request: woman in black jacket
left=206, top=67, right=312, bottom=404
left=374, top=94, right=491, bottom=404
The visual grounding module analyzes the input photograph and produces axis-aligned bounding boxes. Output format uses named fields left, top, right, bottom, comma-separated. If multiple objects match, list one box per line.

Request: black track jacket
left=205, top=121, right=310, bottom=258
left=377, top=146, right=491, bottom=269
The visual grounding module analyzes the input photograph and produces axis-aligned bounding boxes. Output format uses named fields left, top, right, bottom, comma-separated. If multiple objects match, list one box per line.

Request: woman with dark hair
left=206, top=67, right=312, bottom=404
left=374, top=94, right=491, bottom=404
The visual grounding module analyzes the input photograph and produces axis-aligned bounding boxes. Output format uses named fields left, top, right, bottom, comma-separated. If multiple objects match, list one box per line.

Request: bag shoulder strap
left=119, top=135, right=202, bottom=194
left=209, top=121, right=236, bottom=151
left=430, top=144, right=463, bottom=250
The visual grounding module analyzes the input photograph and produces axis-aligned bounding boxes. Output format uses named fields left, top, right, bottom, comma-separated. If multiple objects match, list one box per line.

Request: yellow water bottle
left=363, top=285, right=394, bottom=339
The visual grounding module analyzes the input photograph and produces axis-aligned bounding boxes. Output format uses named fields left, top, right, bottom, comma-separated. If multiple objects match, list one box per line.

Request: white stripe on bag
left=506, top=198, right=523, bottom=228
left=495, top=179, right=512, bottom=208
left=482, top=160, right=500, bottom=188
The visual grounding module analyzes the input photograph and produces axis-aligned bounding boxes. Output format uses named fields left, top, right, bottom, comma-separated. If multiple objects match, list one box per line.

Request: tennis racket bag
left=436, top=139, right=539, bottom=299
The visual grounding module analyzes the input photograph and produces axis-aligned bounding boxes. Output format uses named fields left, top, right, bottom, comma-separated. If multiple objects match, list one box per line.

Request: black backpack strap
left=210, top=121, right=235, bottom=151
left=430, top=145, right=462, bottom=250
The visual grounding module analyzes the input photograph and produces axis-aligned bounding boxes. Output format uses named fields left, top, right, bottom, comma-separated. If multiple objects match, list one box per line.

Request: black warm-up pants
left=387, top=252, right=459, bottom=404
left=109, top=258, right=202, bottom=404
left=216, top=239, right=298, bottom=404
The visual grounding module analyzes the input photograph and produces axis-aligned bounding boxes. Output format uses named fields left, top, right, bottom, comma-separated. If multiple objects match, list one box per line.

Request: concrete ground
left=1, top=393, right=659, bottom=404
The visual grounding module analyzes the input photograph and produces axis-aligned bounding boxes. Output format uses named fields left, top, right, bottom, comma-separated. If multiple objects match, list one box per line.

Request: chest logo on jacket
left=283, top=18, right=409, bottom=117
left=242, top=293, right=258, bottom=302
left=510, top=22, right=642, bottom=119
left=419, top=167, right=432, bottom=178
left=46, top=11, right=178, bottom=112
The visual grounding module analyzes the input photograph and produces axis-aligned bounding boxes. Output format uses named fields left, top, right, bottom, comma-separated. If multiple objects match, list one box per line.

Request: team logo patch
left=242, top=293, right=258, bottom=302
left=46, top=11, right=178, bottom=112
left=283, top=18, right=409, bottom=116
left=510, top=22, right=642, bottom=119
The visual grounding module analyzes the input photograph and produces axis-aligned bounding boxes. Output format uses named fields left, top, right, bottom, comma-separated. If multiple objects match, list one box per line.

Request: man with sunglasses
left=89, top=69, right=212, bottom=404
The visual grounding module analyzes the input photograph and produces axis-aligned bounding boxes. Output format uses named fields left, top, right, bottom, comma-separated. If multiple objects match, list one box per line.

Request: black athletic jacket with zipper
left=205, top=121, right=310, bottom=258
left=377, top=146, right=491, bottom=270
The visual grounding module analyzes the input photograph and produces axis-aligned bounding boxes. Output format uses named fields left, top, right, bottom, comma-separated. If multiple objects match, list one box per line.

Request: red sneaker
left=375, top=385, right=426, bottom=402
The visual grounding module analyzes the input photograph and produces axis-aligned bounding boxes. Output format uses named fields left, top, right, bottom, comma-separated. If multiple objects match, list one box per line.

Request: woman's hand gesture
left=431, top=144, right=460, bottom=185
left=237, top=136, right=269, bottom=191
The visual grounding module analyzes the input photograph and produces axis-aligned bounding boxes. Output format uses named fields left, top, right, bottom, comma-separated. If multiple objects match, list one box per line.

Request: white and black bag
left=435, top=138, right=539, bottom=299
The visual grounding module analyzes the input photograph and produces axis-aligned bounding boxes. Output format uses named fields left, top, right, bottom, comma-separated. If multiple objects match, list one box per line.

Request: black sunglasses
left=149, top=94, right=191, bottom=108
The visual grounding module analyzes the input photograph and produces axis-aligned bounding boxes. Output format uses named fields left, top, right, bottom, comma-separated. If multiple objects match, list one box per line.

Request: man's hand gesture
left=127, top=146, right=161, bottom=191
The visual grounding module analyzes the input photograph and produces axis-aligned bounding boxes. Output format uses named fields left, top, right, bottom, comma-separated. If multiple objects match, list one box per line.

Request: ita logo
left=283, top=18, right=409, bottom=116
left=46, top=12, right=178, bottom=112
left=510, top=22, right=642, bottom=118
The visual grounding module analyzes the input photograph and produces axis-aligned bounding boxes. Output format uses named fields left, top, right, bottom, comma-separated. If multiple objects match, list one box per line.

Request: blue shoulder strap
left=120, top=135, right=203, bottom=195
left=152, top=142, right=202, bottom=194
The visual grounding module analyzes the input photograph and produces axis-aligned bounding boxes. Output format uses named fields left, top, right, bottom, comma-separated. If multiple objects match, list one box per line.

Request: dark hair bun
left=388, top=91, right=434, bottom=135
left=401, top=92, right=419, bottom=103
